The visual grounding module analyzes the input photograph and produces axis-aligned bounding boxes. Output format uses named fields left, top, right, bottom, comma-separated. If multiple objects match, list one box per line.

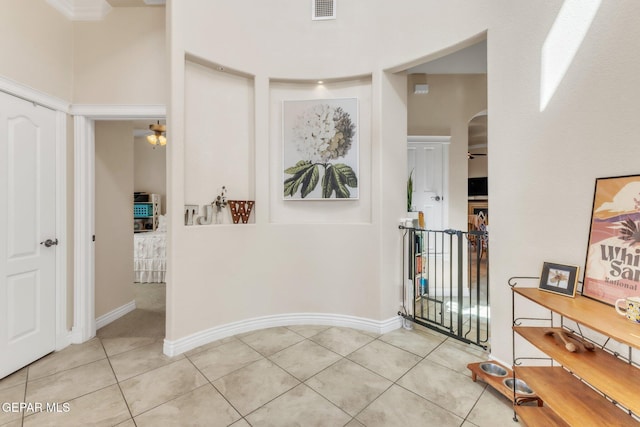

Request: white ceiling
left=406, top=40, right=488, bottom=151
left=408, top=40, right=487, bottom=75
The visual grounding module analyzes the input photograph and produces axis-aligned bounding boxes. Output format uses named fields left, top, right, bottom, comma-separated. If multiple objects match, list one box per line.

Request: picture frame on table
left=583, top=174, right=640, bottom=305
left=539, top=262, right=579, bottom=297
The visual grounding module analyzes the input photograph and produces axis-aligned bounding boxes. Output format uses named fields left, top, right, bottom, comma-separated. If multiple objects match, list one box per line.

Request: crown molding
left=46, top=0, right=112, bottom=21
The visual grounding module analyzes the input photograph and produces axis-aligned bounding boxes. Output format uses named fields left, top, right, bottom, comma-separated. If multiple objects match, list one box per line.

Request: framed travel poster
left=583, top=175, right=640, bottom=305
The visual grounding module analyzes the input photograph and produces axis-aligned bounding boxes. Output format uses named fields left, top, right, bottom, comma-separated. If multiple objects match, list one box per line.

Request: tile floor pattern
left=0, top=325, right=515, bottom=427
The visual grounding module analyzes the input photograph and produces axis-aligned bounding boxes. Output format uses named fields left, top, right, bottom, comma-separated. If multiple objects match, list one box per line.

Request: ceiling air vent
left=312, top=0, right=336, bottom=20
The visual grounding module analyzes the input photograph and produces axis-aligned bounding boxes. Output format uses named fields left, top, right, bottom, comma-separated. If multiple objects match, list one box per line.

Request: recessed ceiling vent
left=312, top=0, right=336, bottom=20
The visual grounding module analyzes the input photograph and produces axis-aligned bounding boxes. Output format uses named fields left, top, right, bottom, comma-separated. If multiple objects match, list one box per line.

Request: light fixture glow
left=317, top=80, right=324, bottom=84
left=147, top=122, right=167, bottom=147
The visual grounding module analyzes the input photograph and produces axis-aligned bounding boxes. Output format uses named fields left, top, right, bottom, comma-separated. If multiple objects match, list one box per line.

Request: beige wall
left=407, top=73, right=487, bottom=229
left=95, top=121, right=135, bottom=318
left=0, top=3, right=164, bottom=105
left=0, top=0, right=73, bottom=100
left=73, top=7, right=166, bottom=104
left=168, top=0, right=640, bottom=366
left=134, top=136, right=166, bottom=213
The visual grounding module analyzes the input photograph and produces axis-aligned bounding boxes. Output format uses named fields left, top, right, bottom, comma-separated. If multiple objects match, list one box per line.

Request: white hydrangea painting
left=283, top=98, right=358, bottom=200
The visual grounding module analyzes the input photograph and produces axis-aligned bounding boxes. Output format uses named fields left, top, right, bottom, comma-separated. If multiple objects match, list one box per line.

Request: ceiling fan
left=468, top=152, right=488, bottom=160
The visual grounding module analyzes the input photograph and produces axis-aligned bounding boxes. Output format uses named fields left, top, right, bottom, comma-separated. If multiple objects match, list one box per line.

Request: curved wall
left=166, top=0, right=492, bottom=351
left=168, top=0, right=640, bottom=366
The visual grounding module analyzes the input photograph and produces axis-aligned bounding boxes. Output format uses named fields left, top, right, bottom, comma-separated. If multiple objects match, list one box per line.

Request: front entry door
left=407, top=139, right=449, bottom=230
left=0, top=92, right=57, bottom=379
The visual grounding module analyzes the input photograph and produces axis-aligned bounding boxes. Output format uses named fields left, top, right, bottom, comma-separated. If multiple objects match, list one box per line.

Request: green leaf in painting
left=284, top=161, right=316, bottom=197
left=284, top=175, right=301, bottom=197
left=300, top=164, right=319, bottom=198
left=332, top=164, right=358, bottom=188
left=331, top=166, right=350, bottom=198
left=321, top=167, right=333, bottom=198
left=284, top=160, right=313, bottom=175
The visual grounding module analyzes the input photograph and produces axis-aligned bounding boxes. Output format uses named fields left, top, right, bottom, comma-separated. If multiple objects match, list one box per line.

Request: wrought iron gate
left=398, top=225, right=490, bottom=349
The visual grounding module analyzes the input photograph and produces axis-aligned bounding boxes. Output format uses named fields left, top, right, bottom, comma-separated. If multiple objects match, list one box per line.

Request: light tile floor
left=0, top=325, right=515, bottom=427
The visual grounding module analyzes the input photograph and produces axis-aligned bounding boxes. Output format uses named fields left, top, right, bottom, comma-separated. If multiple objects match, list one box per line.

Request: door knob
left=40, top=238, right=59, bottom=247
left=431, top=196, right=442, bottom=201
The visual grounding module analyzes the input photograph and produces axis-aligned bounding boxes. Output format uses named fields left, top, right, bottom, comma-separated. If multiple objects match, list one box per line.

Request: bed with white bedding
left=134, top=215, right=166, bottom=283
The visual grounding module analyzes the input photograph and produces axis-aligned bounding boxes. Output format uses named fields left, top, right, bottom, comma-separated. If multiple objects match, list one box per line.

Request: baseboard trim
left=163, top=313, right=403, bottom=357
left=95, top=300, right=136, bottom=330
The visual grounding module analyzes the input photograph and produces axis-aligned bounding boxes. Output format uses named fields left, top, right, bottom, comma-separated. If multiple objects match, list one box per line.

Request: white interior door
left=407, top=139, right=449, bottom=230
left=0, top=92, right=57, bottom=379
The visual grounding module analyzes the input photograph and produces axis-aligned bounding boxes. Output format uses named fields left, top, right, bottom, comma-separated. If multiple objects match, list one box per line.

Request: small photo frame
left=539, top=262, right=579, bottom=297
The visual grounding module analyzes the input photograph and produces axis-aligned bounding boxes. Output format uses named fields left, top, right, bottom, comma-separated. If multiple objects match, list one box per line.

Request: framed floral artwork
left=584, top=175, right=640, bottom=305
left=539, top=262, right=579, bottom=297
left=282, top=98, right=358, bottom=200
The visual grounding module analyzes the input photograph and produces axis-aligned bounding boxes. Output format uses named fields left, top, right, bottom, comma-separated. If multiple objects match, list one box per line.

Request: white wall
left=167, top=0, right=491, bottom=342
left=269, top=80, right=372, bottom=224
left=487, top=0, right=640, bottom=363
left=165, top=0, right=640, bottom=367
left=183, top=60, right=254, bottom=215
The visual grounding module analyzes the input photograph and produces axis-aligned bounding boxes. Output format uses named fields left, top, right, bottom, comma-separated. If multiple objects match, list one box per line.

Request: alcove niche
left=268, top=77, right=373, bottom=224
left=184, top=57, right=256, bottom=224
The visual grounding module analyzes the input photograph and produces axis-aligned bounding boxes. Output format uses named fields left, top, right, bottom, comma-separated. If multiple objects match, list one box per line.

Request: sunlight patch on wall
left=540, top=0, right=601, bottom=111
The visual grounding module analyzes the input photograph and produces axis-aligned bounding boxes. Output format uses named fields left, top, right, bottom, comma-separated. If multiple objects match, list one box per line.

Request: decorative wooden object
left=467, top=361, right=542, bottom=406
left=228, top=200, right=254, bottom=224
left=543, top=327, right=595, bottom=353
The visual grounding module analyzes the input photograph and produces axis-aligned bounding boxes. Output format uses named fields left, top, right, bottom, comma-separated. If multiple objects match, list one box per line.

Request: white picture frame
left=282, top=98, right=359, bottom=200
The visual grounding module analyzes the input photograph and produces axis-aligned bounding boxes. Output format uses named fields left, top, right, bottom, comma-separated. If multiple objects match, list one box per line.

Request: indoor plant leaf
left=407, top=169, right=414, bottom=211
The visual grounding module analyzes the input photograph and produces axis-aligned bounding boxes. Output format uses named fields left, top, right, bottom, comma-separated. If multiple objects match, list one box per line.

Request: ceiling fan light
left=147, top=122, right=167, bottom=147
left=149, top=123, right=166, bottom=133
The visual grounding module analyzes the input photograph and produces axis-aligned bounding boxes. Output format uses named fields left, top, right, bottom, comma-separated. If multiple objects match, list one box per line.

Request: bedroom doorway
left=95, top=120, right=166, bottom=338
left=72, top=107, right=166, bottom=344
left=93, top=119, right=167, bottom=341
